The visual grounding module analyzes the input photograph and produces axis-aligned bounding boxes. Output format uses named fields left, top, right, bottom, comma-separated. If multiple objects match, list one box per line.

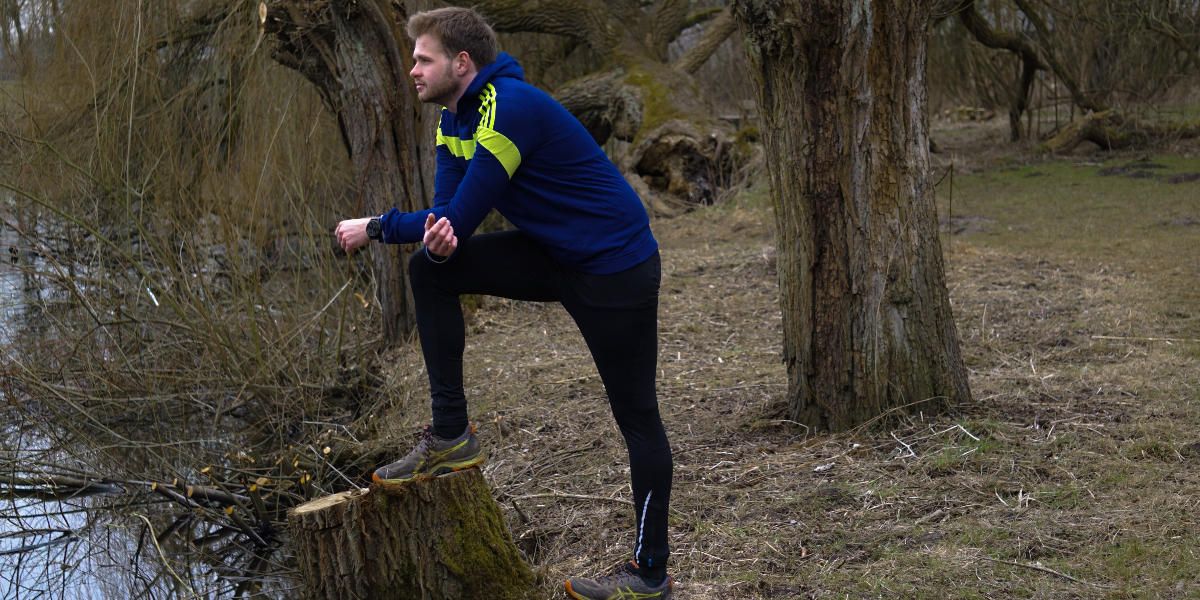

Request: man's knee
left=612, top=403, right=667, bottom=441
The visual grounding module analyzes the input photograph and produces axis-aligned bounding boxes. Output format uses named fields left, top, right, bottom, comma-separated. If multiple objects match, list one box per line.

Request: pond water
left=1, top=198, right=290, bottom=598
left=1, top=199, right=97, bottom=598
left=0, top=434, right=104, bottom=599
left=1, top=193, right=24, bottom=346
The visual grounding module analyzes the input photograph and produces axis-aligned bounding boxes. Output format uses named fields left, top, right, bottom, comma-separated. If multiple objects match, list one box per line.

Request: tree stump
left=288, top=469, right=534, bottom=599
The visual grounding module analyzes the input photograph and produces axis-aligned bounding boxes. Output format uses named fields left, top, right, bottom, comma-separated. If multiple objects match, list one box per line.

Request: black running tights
left=407, top=230, right=672, bottom=570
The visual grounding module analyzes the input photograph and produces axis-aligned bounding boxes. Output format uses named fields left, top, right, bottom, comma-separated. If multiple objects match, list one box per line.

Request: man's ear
left=455, top=51, right=471, bottom=75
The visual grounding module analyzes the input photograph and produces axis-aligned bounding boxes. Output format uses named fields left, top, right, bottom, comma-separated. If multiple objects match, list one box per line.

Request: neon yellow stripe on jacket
left=436, top=130, right=475, bottom=159
left=478, top=83, right=498, bottom=129
left=438, top=83, right=517, bottom=174
left=476, top=127, right=521, bottom=177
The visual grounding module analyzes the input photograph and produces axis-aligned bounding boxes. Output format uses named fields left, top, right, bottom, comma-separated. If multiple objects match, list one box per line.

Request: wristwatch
left=366, top=216, right=383, bottom=241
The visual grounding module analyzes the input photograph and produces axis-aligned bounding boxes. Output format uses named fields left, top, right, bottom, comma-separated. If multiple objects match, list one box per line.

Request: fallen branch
left=1040, top=110, right=1200, bottom=154
left=181, top=483, right=251, bottom=507
left=0, top=474, right=124, bottom=499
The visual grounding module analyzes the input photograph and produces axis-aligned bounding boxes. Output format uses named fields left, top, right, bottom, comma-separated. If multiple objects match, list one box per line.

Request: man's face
left=410, top=35, right=460, bottom=107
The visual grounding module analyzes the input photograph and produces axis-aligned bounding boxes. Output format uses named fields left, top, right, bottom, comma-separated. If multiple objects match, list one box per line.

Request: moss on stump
left=288, top=469, right=534, bottom=599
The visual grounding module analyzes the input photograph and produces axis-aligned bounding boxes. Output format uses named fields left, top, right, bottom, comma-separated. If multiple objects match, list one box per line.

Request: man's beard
left=418, top=64, right=456, bottom=106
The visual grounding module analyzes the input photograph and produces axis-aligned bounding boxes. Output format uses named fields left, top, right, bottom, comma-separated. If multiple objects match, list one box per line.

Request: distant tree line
left=931, top=0, right=1200, bottom=141
left=4, top=0, right=1198, bottom=143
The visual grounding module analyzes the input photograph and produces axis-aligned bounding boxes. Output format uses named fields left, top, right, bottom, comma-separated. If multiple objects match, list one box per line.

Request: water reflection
left=1, top=424, right=296, bottom=598
left=2, top=199, right=296, bottom=598
left=2, top=191, right=27, bottom=346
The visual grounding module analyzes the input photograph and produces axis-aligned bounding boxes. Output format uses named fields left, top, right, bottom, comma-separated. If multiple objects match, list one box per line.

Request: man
left=334, top=7, right=673, bottom=599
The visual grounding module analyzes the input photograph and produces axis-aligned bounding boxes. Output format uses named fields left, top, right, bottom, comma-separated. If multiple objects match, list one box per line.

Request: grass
left=936, top=152, right=1200, bottom=328
left=339, top=127, right=1200, bottom=598
left=939, top=156, right=1200, bottom=260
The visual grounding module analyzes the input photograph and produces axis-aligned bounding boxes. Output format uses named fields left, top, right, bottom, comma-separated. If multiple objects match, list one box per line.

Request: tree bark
left=464, top=0, right=618, bottom=52
left=734, top=0, right=971, bottom=431
left=554, top=69, right=644, bottom=144
left=288, top=469, right=534, bottom=599
left=266, top=0, right=433, bottom=344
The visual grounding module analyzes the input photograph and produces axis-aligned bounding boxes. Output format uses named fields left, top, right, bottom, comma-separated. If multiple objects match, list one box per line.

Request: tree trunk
left=734, top=0, right=971, bottom=431
left=554, top=69, right=644, bottom=145
left=1009, top=52, right=1039, bottom=142
left=266, top=0, right=434, bottom=344
left=288, top=469, right=534, bottom=599
left=1, top=0, right=31, bottom=77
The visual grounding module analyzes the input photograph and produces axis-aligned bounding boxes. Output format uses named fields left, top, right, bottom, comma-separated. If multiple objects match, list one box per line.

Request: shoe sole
left=564, top=581, right=585, bottom=600
left=371, top=452, right=486, bottom=484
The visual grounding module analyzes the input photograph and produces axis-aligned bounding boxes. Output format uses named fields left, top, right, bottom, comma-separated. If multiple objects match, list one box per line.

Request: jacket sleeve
left=378, top=118, right=465, bottom=244
left=378, top=88, right=536, bottom=247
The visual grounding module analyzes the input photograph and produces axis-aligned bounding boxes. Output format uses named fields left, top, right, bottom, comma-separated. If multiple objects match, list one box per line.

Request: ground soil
left=354, top=119, right=1200, bottom=598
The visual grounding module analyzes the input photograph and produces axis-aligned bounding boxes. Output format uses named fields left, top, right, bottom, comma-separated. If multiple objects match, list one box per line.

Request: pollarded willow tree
left=263, top=0, right=436, bottom=342
left=733, top=0, right=972, bottom=430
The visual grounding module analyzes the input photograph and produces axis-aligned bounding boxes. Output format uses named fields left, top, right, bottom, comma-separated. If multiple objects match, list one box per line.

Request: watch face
left=367, top=218, right=381, bottom=240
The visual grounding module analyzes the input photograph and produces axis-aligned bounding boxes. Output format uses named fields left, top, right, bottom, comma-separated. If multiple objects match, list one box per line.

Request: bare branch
left=651, top=0, right=691, bottom=61
left=955, top=0, right=1042, bottom=65
left=953, top=0, right=1044, bottom=140
left=1009, top=0, right=1107, bottom=112
left=684, top=6, right=725, bottom=29
left=673, top=8, right=736, bottom=75
left=443, top=0, right=617, bottom=52
left=0, top=473, right=124, bottom=499
left=1137, top=5, right=1200, bottom=70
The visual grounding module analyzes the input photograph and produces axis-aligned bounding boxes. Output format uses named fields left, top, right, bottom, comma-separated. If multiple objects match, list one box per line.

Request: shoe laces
left=592, top=561, right=643, bottom=586
left=410, top=426, right=436, bottom=454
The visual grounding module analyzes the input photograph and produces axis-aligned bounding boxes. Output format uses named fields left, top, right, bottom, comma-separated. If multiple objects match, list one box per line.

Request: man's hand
left=423, top=213, right=458, bottom=258
left=335, top=217, right=372, bottom=253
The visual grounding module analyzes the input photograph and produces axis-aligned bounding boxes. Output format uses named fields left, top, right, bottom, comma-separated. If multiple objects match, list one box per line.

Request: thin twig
left=979, top=555, right=1113, bottom=588
left=956, top=424, right=981, bottom=442
left=1092, top=335, right=1199, bottom=343
left=511, top=492, right=633, bottom=507
left=892, top=432, right=917, bottom=458
left=133, top=513, right=197, bottom=598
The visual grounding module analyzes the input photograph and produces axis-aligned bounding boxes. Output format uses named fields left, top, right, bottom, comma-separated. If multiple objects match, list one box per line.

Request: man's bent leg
left=407, top=231, right=559, bottom=438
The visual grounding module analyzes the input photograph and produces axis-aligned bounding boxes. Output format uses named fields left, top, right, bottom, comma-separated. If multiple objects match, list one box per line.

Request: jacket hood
left=461, top=53, right=524, bottom=106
